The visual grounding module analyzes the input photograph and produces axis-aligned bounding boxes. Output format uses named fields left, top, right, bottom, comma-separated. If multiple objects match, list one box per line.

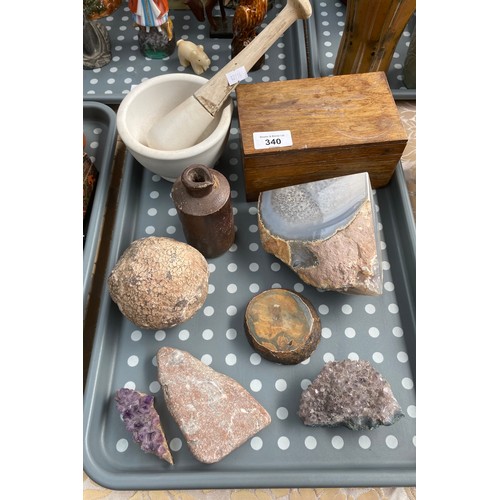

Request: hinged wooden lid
left=236, top=72, right=407, bottom=155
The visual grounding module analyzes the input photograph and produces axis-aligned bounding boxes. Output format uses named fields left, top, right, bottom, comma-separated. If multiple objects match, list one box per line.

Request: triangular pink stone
left=157, top=347, right=271, bottom=463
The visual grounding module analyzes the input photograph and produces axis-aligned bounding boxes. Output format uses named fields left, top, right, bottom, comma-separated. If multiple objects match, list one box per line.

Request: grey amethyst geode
left=258, top=172, right=383, bottom=295
left=299, top=360, right=404, bottom=430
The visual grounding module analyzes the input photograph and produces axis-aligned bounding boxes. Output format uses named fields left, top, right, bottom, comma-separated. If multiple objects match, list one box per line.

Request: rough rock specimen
left=244, top=288, right=322, bottom=364
left=299, top=359, right=404, bottom=430
left=114, top=388, right=174, bottom=464
left=157, top=346, right=271, bottom=463
left=107, top=236, right=209, bottom=329
left=258, top=172, right=383, bottom=295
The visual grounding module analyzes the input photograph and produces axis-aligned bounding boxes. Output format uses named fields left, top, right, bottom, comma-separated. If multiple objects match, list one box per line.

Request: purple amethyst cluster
left=114, top=387, right=174, bottom=463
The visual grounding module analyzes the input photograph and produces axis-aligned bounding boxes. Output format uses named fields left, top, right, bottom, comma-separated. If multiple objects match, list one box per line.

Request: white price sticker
left=253, top=130, right=293, bottom=150
left=226, top=66, right=248, bottom=85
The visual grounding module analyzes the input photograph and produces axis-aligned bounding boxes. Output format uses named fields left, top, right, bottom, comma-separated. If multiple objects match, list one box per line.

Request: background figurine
left=129, top=0, right=176, bottom=58
left=83, top=7, right=112, bottom=69
left=177, top=39, right=211, bottom=75
left=184, top=0, right=232, bottom=38
left=84, top=0, right=121, bottom=19
left=231, top=0, right=267, bottom=70
left=225, top=0, right=274, bottom=12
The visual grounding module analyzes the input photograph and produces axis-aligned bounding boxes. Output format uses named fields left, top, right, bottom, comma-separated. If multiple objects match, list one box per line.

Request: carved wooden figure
left=333, top=0, right=416, bottom=75
left=184, top=0, right=232, bottom=37
left=231, top=0, right=268, bottom=71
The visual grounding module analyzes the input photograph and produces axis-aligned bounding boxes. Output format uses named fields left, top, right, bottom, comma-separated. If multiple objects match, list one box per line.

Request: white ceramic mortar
left=117, top=74, right=233, bottom=182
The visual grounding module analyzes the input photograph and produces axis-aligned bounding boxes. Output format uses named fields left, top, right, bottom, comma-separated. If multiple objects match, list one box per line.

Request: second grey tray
left=83, top=101, right=117, bottom=314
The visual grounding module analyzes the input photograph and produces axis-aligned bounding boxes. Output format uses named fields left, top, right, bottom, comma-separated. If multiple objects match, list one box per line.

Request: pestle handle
left=195, top=0, right=312, bottom=116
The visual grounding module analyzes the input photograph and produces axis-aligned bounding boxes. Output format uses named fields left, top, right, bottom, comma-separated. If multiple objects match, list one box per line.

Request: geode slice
left=114, top=388, right=174, bottom=464
left=258, top=172, right=383, bottom=295
left=299, top=360, right=404, bottom=430
left=157, top=347, right=271, bottom=464
left=244, top=288, right=322, bottom=365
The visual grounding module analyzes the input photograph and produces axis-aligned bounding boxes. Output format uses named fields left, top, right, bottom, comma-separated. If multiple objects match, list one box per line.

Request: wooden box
left=236, top=72, right=408, bottom=201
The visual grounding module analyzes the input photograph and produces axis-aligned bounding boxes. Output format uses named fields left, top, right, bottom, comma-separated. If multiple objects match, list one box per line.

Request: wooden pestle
left=147, top=0, right=312, bottom=151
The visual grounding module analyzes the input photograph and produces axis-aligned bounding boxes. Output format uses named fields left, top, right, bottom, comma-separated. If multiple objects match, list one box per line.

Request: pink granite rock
left=157, top=347, right=271, bottom=464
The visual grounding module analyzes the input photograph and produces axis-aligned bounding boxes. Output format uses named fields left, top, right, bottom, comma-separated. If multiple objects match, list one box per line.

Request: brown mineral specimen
left=258, top=172, right=383, bottom=295
left=244, top=288, right=322, bottom=364
left=157, top=347, right=271, bottom=464
left=299, top=359, right=404, bottom=430
left=107, top=236, right=209, bottom=330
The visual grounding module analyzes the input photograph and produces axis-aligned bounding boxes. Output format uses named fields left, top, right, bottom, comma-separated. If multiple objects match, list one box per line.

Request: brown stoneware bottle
left=172, top=164, right=235, bottom=258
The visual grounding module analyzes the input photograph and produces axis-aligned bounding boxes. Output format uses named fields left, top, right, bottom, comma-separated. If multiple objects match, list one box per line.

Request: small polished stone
left=244, top=288, right=321, bottom=364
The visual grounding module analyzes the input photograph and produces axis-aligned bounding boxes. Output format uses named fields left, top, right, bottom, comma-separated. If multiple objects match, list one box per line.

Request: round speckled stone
left=107, top=236, right=209, bottom=329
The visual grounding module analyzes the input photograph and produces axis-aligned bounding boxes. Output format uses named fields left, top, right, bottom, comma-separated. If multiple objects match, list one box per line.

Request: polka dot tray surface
left=305, top=0, right=416, bottom=99
left=83, top=112, right=416, bottom=490
left=83, top=2, right=308, bottom=104
left=83, top=101, right=117, bottom=314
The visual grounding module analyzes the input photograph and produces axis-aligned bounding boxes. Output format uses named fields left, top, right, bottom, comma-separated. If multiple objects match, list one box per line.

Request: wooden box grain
left=236, top=72, right=408, bottom=201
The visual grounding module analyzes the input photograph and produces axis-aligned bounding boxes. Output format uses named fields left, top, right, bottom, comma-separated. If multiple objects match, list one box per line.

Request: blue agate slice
left=258, top=172, right=383, bottom=295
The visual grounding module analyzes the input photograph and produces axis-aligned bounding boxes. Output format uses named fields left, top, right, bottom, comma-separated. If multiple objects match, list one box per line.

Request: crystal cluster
left=299, top=360, right=404, bottom=430
left=114, top=388, right=174, bottom=464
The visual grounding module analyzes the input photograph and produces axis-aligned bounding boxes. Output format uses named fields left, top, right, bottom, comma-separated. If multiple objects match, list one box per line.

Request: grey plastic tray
left=83, top=101, right=118, bottom=314
left=305, top=0, right=416, bottom=100
left=83, top=2, right=308, bottom=104
left=83, top=111, right=416, bottom=489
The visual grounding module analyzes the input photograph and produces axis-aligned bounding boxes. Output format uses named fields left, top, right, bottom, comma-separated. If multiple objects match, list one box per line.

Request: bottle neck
left=181, top=165, right=214, bottom=198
